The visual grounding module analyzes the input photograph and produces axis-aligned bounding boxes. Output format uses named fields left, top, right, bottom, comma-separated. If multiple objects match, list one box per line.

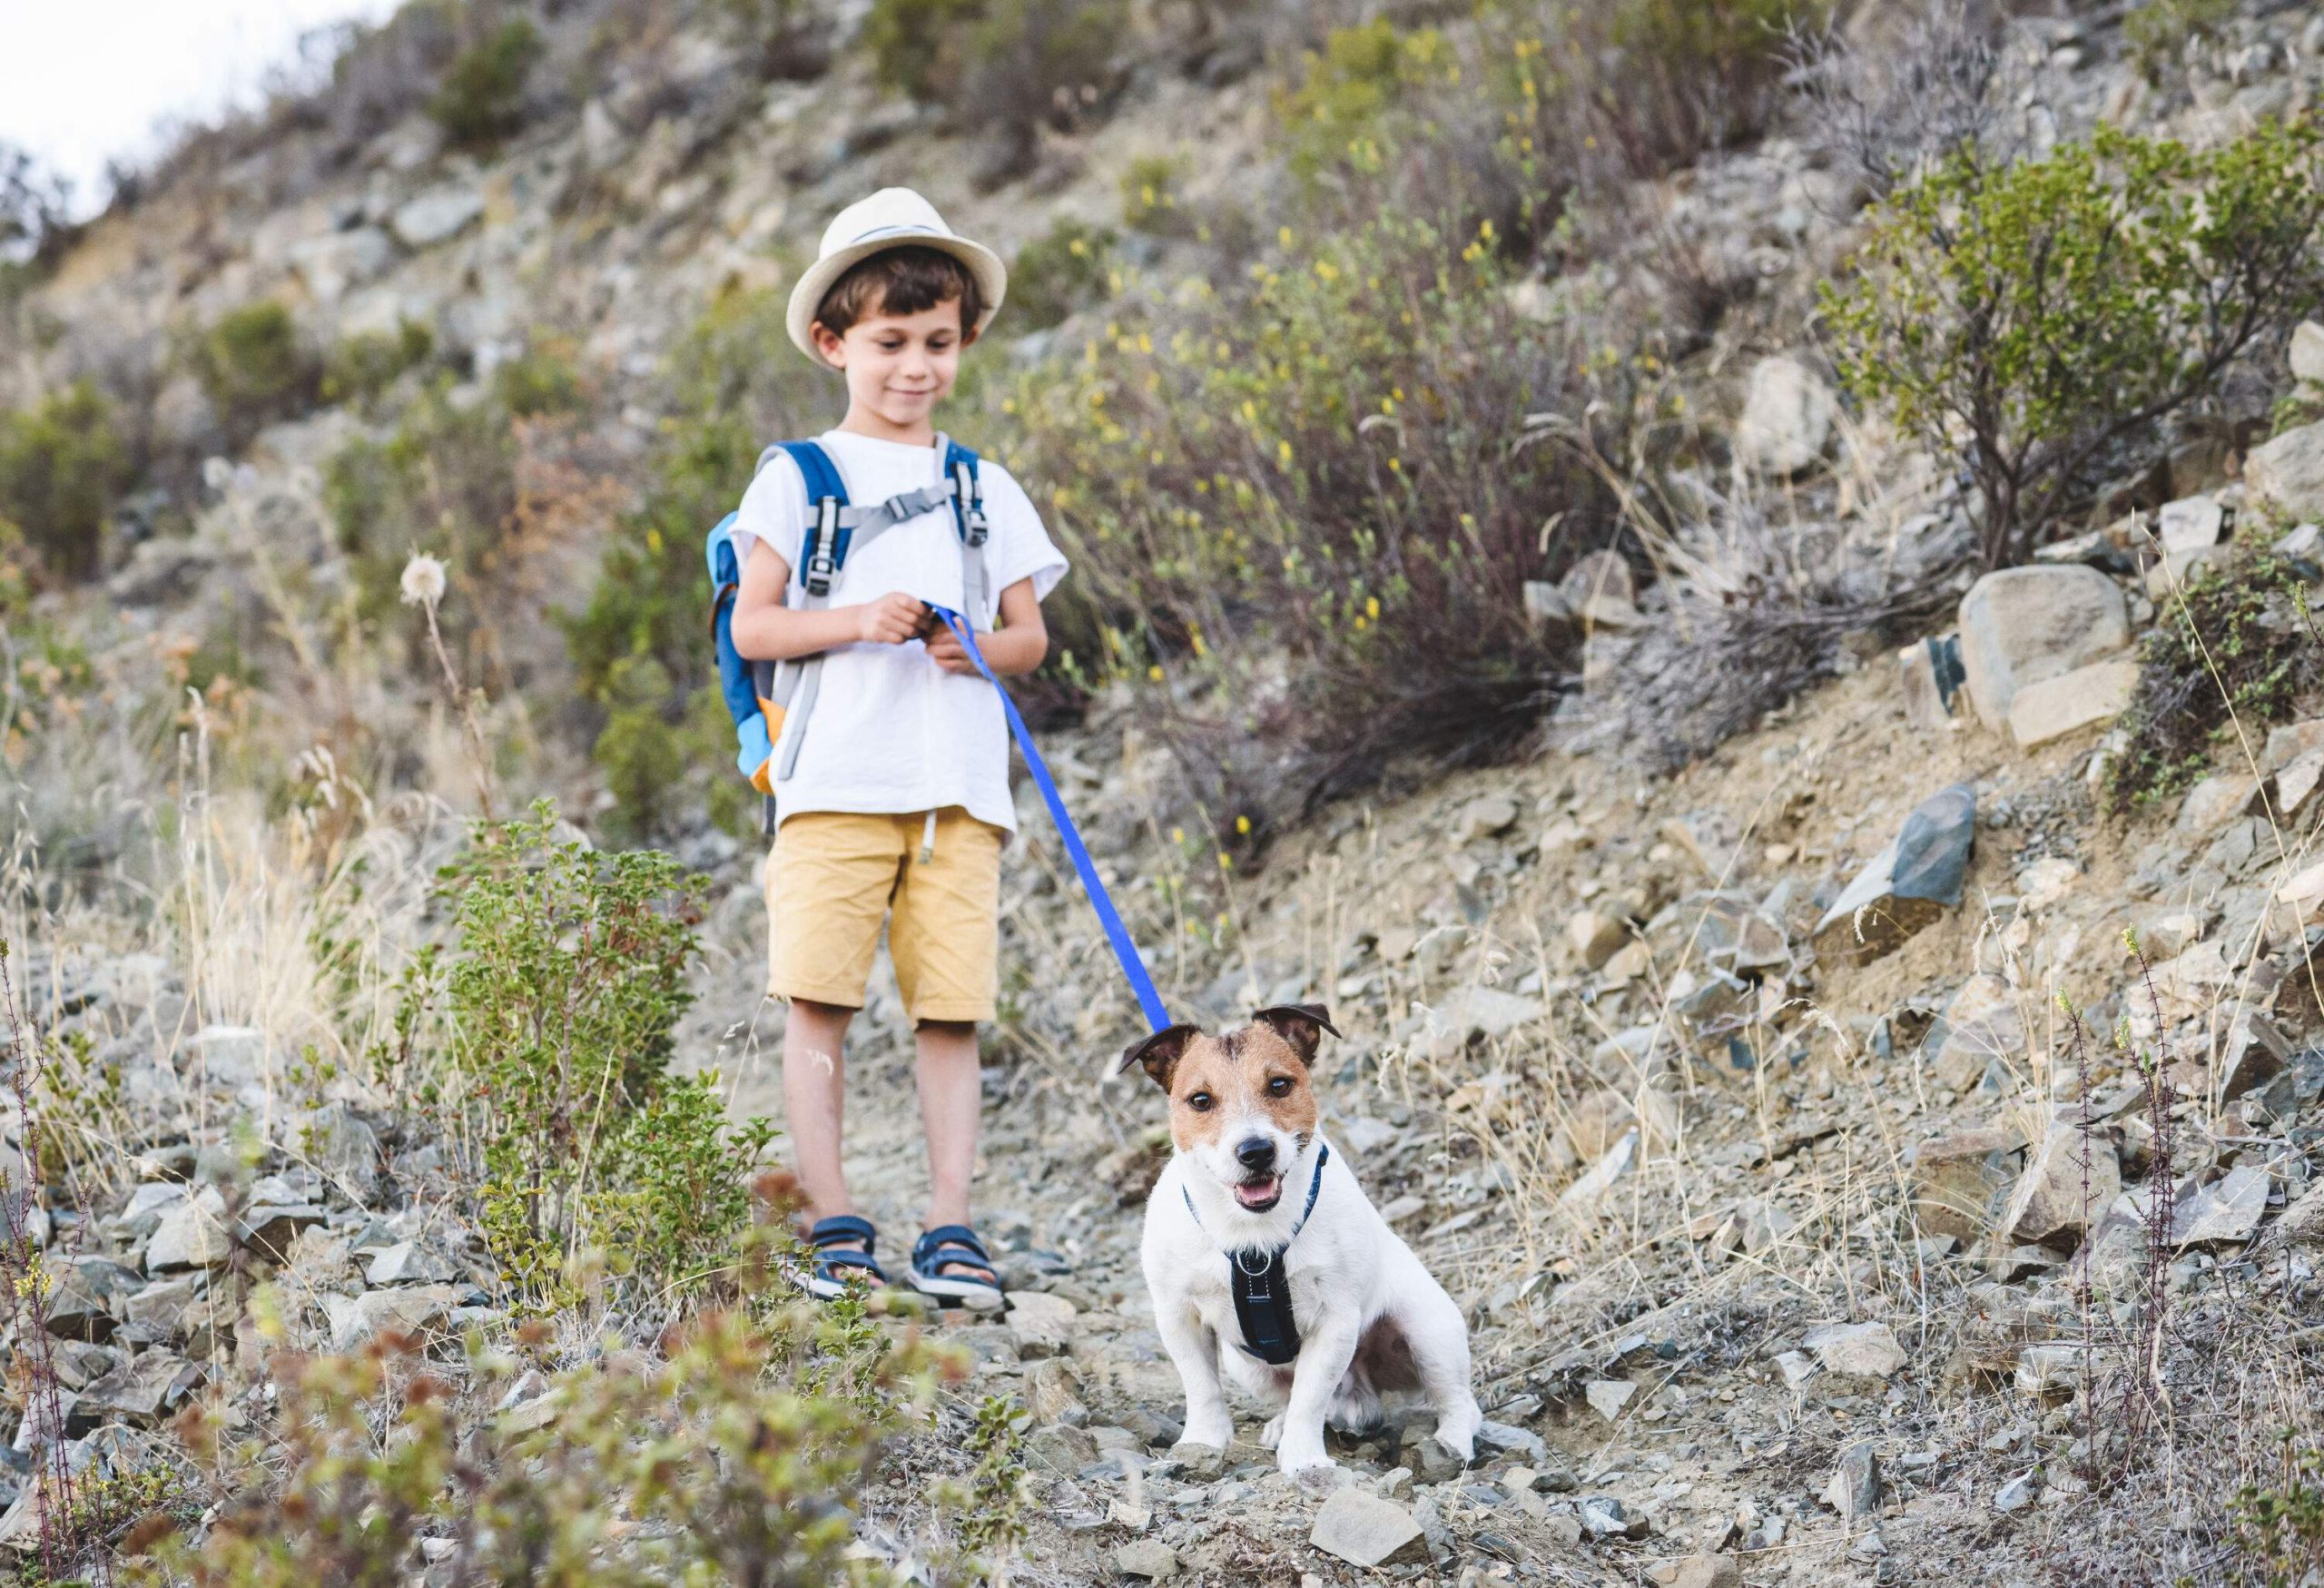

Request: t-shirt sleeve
left=980, top=463, right=1068, bottom=607
left=730, top=450, right=808, bottom=577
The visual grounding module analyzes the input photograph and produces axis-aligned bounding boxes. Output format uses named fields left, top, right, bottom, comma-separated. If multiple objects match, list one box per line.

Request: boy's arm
left=730, top=540, right=931, bottom=661
left=926, top=576, right=1049, bottom=677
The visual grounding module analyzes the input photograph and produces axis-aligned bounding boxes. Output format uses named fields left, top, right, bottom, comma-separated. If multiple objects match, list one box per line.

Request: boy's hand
left=854, top=592, right=931, bottom=646
left=924, top=622, right=981, bottom=676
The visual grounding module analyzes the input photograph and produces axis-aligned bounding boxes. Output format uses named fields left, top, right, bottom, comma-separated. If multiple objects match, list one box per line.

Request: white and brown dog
left=1123, top=1003, right=1481, bottom=1476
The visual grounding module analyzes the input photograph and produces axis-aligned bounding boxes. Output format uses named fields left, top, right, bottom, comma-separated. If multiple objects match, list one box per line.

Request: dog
left=1123, top=1003, right=1481, bottom=1476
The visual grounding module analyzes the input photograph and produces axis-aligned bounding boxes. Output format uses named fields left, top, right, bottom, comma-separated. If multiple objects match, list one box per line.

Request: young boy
left=726, top=188, right=1065, bottom=1309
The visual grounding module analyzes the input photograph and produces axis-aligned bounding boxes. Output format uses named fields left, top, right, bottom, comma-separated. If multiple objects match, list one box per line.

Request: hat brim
left=786, top=232, right=1009, bottom=366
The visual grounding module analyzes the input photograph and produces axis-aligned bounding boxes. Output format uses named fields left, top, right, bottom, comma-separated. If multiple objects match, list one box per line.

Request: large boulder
left=2246, top=421, right=2324, bottom=523
left=1736, top=355, right=1837, bottom=476
left=1957, top=567, right=2130, bottom=728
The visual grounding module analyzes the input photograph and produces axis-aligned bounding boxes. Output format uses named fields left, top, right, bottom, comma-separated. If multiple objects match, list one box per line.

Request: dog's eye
left=1266, top=1076, right=1294, bottom=1097
left=1186, top=1091, right=1213, bottom=1111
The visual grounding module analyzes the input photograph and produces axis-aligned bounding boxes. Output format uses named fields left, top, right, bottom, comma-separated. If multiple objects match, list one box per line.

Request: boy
left=727, top=188, right=1065, bottom=1309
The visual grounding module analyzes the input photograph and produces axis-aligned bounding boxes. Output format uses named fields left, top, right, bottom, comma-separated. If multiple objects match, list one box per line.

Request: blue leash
left=927, top=606, right=1172, bottom=1034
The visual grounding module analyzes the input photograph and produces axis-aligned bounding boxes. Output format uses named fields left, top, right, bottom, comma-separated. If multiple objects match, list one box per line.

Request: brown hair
left=813, top=245, right=985, bottom=340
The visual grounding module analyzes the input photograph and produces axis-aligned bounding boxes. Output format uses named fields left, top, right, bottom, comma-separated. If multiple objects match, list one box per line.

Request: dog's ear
left=1251, top=1003, right=1341, bottom=1067
left=1118, top=1023, right=1202, bottom=1092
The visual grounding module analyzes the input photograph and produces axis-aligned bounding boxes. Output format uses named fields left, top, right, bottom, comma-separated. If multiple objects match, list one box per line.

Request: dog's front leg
left=1273, top=1313, right=1361, bottom=1475
left=1154, top=1302, right=1235, bottom=1453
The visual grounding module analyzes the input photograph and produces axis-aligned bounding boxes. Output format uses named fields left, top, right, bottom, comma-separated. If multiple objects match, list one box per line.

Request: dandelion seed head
left=399, top=554, right=448, bottom=608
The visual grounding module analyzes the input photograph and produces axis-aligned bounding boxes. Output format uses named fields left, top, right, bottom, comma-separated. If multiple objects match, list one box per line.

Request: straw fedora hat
left=785, top=188, right=1008, bottom=364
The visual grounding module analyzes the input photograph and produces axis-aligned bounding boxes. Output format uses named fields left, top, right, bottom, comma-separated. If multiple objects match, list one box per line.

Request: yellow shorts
left=764, top=807, right=1003, bottom=1023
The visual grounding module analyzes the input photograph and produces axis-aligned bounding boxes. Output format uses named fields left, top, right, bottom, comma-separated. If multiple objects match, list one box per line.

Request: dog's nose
left=1236, top=1137, right=1276, bottom=1172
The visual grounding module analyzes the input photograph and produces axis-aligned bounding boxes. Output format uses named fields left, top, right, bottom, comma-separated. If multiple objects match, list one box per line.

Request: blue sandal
left=803, top=1215, right=886, bottom=1299
left=910, top=1224, right=1003, bottom=1311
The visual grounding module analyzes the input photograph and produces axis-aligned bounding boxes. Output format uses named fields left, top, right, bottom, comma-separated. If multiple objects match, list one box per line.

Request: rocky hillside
left=5, top=0, right=2324, bottom=1584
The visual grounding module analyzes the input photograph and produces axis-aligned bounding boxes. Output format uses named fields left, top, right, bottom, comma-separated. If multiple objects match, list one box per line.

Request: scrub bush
left=1825, top=118, right=2324, bottom=568
left=190, top=301, right=320, bottom=445
left=131, top=1209, right=962, bottom=1585
left=864, top=0, right=1125, bottom=168
left=428, top=17, right=541, bottom=150
left=2104, top=553, right=2322, bottom=812
left=320, top=320, right=436, bottom=411
left=1007, top=217, right=1118, bottom=331
left=1004, top=210, right=1637, bottom=834
left=561, top=286, right=816, bottom=843
left=413, top=803, right=771, bottom=1304
left=0, top=380, right=131, bottom=581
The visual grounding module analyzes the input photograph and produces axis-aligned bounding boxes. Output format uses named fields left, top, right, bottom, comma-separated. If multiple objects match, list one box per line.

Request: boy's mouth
left=1233, top=1174, right=1283, bottom=1212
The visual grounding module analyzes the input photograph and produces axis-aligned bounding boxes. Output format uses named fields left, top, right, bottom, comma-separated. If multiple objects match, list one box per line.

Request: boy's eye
left=1186, top=1092, right=1213, bottom=1111
left=1266, top=1077, right=1293, bottom=1097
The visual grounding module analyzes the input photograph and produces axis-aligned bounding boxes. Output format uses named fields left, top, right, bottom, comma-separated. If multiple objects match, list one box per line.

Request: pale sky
left=0, top=0, right=402, bottom=218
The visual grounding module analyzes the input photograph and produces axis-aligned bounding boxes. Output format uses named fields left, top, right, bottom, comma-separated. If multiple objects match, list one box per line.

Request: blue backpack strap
left=776, top=440, right=850, bottom=597
left=942, top=439, right=988, bottom=548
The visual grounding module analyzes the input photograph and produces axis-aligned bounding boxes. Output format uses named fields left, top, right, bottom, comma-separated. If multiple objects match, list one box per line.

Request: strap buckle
left=803, top=552, right=837, bottom=598
left=953, top=463, right=988, bottom=547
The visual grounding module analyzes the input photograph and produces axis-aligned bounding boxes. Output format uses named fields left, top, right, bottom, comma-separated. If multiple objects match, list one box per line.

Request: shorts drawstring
left=919, top=808, right=938, bottom=865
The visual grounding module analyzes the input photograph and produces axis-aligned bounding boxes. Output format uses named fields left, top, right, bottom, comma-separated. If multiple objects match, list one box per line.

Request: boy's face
left=812, top=296, right=973, bottom=432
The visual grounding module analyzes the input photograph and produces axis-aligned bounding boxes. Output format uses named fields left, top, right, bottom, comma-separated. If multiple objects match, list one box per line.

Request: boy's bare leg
left=783, top=997, right=879, bottom=1278
left=915, top=1019, right=994, bottom=1280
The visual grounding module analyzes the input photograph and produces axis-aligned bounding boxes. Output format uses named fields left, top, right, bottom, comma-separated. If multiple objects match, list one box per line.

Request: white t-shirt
left=729, top=430, right=1068, bottom=834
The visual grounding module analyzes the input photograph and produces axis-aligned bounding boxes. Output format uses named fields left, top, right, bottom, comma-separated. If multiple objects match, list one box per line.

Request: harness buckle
left=803, top=553, right=836, bottom=598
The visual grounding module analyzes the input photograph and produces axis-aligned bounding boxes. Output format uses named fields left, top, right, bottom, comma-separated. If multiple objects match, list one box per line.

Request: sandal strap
left=808, top=1215, right=878, bottom=1253
left=913, top=1225, right=991, bottom=1265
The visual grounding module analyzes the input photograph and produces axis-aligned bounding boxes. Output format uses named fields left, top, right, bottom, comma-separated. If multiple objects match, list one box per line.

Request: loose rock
left=1310, top=1488, right=1428, bottom=1568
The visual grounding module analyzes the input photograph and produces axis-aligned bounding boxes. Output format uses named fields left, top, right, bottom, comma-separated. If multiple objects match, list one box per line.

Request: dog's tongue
left=1234, top=1176, right=1282, bottom=1210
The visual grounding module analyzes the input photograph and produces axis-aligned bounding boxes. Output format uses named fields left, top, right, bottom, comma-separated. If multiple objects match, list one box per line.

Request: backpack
left=705, top=436, right=989, bottom=830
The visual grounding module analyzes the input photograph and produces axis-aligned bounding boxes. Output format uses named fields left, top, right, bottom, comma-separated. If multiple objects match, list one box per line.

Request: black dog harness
left=1183, top=1145, right=1330, bottom=1366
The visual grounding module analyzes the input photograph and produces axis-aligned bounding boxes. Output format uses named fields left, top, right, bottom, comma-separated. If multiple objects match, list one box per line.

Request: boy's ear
left=1250, top=1004, right=1340, bottom=1068
left=810, top=321, right=846, bottom=369
left=1118, top=1023, right=1202, bottom=1092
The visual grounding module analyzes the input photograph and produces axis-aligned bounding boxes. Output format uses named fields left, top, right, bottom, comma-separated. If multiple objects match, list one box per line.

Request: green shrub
left=864, top=0, right=980, bottom=101
left=2106, top=552, right=2322, bottom=812
left=2124, top=0, right=2237, bottom=77
left=134, top=1245, right=960, bottom=1586
left=1002, top=210, right=1635, bottom=833
left=1007, top=217, right=1118, bottom=331
left=1275, top=17, right=1452, bottom=184
left=489, top=336, right=587, bottom=419
left=324, top=379, right=518, bottom=664
left=2230, top=1439, right=2324, bottom=1588
left=320, top=319, right=435, bottom=410
left=560, top=286, right=819, bottom=843
left=1595, top=0, right=1818, bottom=172
left=417, top=803, right=770, bottom=1304
left=190, top=301, right=320, bottom=443
left=428, top=16, right=540, bottom=150
left=720, top=0, right=828, bottom=79
left=1119, top=154, right=1191, bottom=236
left=1825, top=119, right=2324, bottom=568
left=864, top=0, right=1124, bottom=161
left=0, top=380, right=130, bottom=581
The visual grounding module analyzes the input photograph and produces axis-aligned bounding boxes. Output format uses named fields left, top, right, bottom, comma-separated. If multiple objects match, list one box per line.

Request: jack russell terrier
left=1122, top=1003, right=1481, bottom=1476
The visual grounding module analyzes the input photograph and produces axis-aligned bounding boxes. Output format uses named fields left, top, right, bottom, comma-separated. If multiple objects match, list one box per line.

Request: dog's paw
left=1259, top=1413, right=1285, bottom=1450
left=1432, top=1420, right=1479, bottom=1463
